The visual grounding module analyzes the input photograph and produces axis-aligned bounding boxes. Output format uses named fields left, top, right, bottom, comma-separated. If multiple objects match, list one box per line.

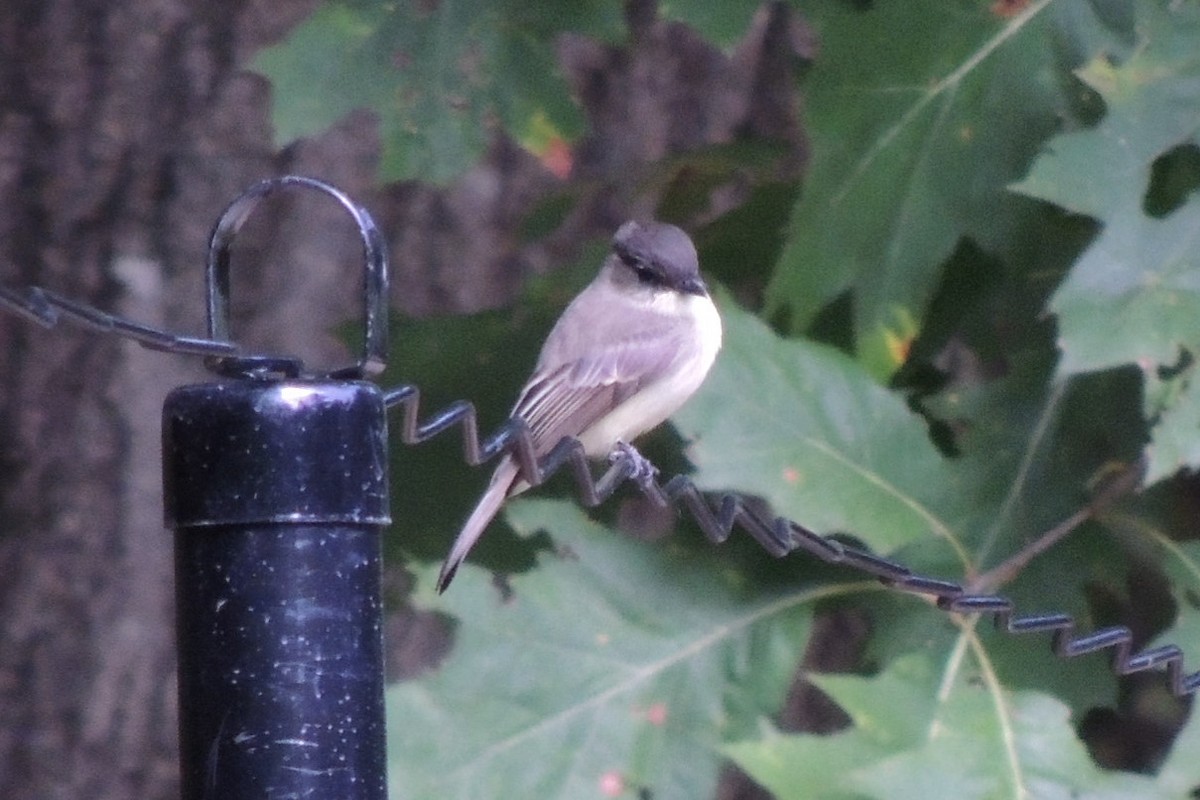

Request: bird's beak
left=681, top=276, right=708, bottom=296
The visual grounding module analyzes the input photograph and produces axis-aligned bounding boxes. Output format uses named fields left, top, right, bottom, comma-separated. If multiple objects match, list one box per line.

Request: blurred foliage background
left=255, top=1, right=1200, bottom=797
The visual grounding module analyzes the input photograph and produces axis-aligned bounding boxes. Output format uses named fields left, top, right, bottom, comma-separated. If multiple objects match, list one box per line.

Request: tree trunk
left=0, top=2, right=328, bottom=797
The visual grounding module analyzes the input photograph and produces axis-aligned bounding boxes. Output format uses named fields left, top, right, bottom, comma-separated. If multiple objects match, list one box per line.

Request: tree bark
left=0, top=3, right=323, bottom=797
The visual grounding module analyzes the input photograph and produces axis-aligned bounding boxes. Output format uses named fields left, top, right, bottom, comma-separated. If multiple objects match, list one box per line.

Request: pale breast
left=577, top=293, right=722, bottom=456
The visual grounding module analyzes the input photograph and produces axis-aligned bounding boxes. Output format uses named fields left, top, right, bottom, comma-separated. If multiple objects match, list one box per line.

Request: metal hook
left=204, top=175, right=390, bottom=379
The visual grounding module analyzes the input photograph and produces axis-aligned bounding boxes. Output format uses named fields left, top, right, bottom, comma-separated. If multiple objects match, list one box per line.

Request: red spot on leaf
left=540, top=136, right=573, bottom=179
left=991, top=0, right=1030, bottom=17
left=599, top=771, right=625, bottom=797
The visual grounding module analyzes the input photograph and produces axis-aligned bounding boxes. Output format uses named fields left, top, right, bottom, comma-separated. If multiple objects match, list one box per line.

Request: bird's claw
left=609, top=441, right=659, bottom=492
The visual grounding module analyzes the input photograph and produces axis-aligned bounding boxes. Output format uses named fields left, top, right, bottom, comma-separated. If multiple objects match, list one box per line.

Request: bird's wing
left=512, top=312, right=691, bottom=457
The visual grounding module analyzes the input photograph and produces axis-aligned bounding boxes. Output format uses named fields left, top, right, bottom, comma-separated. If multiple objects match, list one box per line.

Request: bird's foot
left=609, top=441, right=659, bottom=492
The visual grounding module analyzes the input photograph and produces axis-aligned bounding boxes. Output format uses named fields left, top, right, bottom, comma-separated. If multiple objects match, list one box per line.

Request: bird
left=436, top=220, right=722, bottom=592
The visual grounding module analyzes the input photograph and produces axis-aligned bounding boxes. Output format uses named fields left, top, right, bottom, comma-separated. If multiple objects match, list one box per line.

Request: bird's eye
left=620, top=253, right=664, bottom=286
left=634, top=265, right=662, bottom=285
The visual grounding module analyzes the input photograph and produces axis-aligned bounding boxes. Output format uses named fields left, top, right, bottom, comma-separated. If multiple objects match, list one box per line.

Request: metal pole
left=164, top=378, right=390, bottom=800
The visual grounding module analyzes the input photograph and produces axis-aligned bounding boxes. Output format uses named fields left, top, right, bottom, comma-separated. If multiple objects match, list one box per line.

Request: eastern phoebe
left=437, top=220, right=722, bottom=591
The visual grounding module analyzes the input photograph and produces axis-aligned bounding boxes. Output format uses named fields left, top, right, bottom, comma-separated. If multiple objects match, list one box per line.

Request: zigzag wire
left=382, top=382, right=1200, bottom=699
left=2, top=285, right=1198, bottom=697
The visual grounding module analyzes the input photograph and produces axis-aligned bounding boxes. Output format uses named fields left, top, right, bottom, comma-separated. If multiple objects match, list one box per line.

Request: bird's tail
left=436, top=457, right=520, bottom=592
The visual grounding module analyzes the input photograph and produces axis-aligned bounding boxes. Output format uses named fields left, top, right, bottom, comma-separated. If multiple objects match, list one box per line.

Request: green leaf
left=851, top=689, right=1161, bottom=800
left=254, top=2, right=623, bottom=182
left=386, top=498, right=840, bottom=799
left=1146, top=367, right=1200, bottom=482
left=676, top=298, right=1149, bottom=716
left=905, top=359, right=1149, bottom=714
left=1155, top=538, right=1200, bottom=663
left=807, top=653, right=941, bottom=747
left=1042, top=204, right=1200, bottom=381
left=1154, top=697, right=1200, bottom=796
left=658, top=0, right=763, bottom=49
left=728, top=650, right=1174, bottom=800
left=1011, top=0, right=1200, bottom=484
left=723, top=723, right=895, bottom=800
left=1116, top=517, right=1200, bottom=700
left=766, top=0, right=1071, bottom=378
left=674, top=297, right=967, bottom=562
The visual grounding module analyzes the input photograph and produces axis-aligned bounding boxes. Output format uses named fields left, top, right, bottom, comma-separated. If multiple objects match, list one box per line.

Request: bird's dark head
left=611, top=221, right=708, bottom=296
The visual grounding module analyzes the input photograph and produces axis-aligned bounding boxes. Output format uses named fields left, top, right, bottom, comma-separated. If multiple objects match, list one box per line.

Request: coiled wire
left=2, top=277, right=1197, bottom=697
left=384, top=382, right=1200, bottom=698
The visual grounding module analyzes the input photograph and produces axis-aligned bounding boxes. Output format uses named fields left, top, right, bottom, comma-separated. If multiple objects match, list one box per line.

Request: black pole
left=164, top=378, right=390, bottom=800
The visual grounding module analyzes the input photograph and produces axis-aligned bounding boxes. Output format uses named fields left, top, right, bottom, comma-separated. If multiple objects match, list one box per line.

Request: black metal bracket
left=0, top=175, right=388, bottom=380
left=204, top=175, right=389, bottom=380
